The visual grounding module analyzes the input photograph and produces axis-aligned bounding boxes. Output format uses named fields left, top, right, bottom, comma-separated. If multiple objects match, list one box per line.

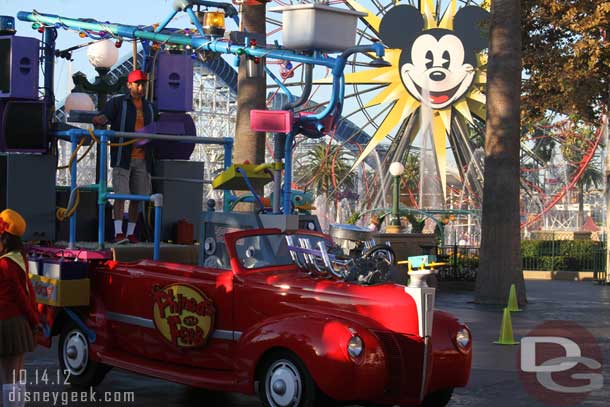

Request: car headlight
left=455, top=328, right=471, bottom=350
left=347, top=335, right=364, bottom=358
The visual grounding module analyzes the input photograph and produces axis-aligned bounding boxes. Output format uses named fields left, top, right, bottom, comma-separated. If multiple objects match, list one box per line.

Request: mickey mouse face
left=379, top=5, right=489, bottom=110
left=401, top=29, right=475, bottom=109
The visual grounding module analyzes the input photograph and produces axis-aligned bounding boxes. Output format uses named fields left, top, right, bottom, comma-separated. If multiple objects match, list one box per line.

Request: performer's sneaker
left=127, top=234, right=140, bottom=244
left=113, top=233, right=128, bottom=244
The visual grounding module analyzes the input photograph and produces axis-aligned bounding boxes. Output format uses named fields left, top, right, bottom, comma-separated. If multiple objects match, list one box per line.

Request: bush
left=521, top=240, right=602, bottom=271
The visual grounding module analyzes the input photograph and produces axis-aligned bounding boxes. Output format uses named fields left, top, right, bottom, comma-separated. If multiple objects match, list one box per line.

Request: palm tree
left=475, top=0, right=527, bottom=305
left=401, top=152, right=420, bottom=207
left=233, top=4, right=267, bottom=207
left=400, top=152, right=427, bottom=232
left=295, top=142, right=356, bottom=196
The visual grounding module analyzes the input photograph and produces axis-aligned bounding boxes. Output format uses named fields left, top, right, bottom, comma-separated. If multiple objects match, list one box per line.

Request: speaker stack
left=0, top=17, right=56, bottom=240
left=0, top=32, right=47, bottom=152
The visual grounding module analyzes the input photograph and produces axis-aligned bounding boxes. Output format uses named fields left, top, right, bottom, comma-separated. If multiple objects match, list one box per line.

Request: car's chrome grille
left=373, top=330, right=403, bottom=397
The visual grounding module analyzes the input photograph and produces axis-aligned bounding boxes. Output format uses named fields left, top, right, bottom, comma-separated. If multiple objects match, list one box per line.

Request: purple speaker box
left=154, top=53, right=193, bottom=112
left=137, top=112, right=196, bottom=160
left=0, top=36, right=40, bottom=99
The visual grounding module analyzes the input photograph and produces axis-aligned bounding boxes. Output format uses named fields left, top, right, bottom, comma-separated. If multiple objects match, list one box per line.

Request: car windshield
left=234, top=233, right=331, bottom=270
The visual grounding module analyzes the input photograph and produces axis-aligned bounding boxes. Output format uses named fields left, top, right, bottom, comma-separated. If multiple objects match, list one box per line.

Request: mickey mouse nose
left=429, top=71, right=446, bottom=81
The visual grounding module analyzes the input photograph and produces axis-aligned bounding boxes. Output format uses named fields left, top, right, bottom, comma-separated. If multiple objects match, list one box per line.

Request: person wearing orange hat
left=0, top=209, right=41, bottom=406
left=93, top=70, right=158, bottom=244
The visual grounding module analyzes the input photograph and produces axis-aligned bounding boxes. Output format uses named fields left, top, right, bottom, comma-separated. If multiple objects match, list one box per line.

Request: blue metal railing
left=54, top=128, right=233, bottom=259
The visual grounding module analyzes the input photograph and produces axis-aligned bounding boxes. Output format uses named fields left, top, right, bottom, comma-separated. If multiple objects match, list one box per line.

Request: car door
left=100, top=259, right=236, bottom=371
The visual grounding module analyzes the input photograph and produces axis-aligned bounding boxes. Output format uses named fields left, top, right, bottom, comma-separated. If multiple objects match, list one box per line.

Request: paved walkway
left=443, top=280, right=610, bottom=407
left=21, top=280, right=610, bottom=406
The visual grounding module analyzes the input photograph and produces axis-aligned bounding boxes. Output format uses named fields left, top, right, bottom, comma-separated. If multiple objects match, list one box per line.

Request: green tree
left=399, top=152, right=428, bottom=232
left=401, top=152, right=420, bottom=207
left=476, top=0, right=527, bottom=305
left=521, top=0, right=610, bottom=124
left=296, top=142, right=356, bottom=195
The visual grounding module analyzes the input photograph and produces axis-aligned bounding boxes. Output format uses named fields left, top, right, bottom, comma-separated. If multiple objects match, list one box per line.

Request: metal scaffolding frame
left=55, top=55, right=237, bottom=205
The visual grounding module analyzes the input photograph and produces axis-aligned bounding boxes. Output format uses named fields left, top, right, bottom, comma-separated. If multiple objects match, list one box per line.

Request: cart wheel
left=58, top=322, right=110, bottom=388
left=258, top=351, right=320, bottom=407
left=420, top=388, right=454, bottom=407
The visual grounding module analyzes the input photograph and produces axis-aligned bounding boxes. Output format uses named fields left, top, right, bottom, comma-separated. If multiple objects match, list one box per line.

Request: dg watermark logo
left=518, top=320, right=603, bottom=406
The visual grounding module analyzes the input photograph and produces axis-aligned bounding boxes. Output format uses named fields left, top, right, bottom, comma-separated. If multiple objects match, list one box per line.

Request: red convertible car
left=34, top=215, right=471, bottom=407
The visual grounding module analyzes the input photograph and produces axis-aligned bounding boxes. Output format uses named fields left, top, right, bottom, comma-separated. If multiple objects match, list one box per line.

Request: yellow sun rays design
left=344, top=0, right=487, bottom=194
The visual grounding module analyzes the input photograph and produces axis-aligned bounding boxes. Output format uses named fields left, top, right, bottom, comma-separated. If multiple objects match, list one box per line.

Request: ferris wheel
left=264, top=0, right=605, bottom=235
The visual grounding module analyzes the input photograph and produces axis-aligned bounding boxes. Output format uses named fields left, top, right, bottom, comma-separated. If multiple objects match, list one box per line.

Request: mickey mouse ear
left=453, top=6, right=490, bottom=52
left=379, top=5, right=424, bottom=50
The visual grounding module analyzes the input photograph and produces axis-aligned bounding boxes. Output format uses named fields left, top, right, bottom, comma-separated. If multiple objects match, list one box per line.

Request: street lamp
left=87, top=38, right=119, bottom=70
left=70, top=39, right=124, bottom=183
left=64, top=92, right=95, bottom=115
left=387, top=161, right=405, bottom=233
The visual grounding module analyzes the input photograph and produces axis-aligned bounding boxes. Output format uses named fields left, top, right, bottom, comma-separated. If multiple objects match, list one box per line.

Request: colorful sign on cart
left=28, top=274, right=90, bottom=306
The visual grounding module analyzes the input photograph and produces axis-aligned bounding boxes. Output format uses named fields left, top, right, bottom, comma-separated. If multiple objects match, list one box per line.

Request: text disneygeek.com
left=8, top=387, right=135, bottom=406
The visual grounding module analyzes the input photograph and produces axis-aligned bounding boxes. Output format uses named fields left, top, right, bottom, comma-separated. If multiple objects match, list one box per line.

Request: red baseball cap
left=128, top=69, right=148, bottom=83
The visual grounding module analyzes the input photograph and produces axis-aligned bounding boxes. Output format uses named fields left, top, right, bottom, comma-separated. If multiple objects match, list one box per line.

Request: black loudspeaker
left=152, top=160, right=204, bottom=241
left=0, top=100, right=48, bottom=152
left=0, top=153, right=56, bottom=241
left=0, top=36, right=39, bottom=99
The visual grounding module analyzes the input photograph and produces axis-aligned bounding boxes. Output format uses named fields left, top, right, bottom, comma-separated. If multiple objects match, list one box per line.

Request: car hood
left=243, top=268, right=421, bottom=336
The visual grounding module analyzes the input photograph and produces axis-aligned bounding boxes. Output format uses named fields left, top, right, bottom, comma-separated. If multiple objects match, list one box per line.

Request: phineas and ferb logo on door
left=152, top=284, right=215, bottom=348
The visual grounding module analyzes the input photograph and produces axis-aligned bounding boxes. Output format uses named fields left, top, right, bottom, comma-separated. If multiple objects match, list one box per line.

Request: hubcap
left=66, top=345, right=78, bottom=359
left=266, top=360, right=302, bottom=407
left=63, top=330, right=88, bottom=376
left=272, top=379, right=287, bottom=395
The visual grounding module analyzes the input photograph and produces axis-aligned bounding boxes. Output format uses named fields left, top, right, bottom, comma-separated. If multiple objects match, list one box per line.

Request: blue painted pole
left=185, top=7, right=206, bottom=37
left=154, top=9, right=179, bottom=32
left=69, top=133, right=78, bottom=248
left=154, top=206, right=162, bottom=261
left=17, top=11, right=337, bottom=65
left=19, top=12, right=386, bottom=142
left=223, top=139, right=233, bottom=212
left=283, top=132, right=295, bottom=214
left=16, top=12, right=388, bottom=71
left=265, top=66, right=295, bottom=104
left=105, top=193, right=152, bottom=201
left=98, top=132, right=108, bottom=249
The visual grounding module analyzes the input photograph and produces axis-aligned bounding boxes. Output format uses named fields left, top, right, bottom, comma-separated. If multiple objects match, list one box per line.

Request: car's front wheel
left=58, top=321, right=110, bottom=388
left=258, top=351, right=320, bottom=407
left=420, top=388, right=454, bottom=407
